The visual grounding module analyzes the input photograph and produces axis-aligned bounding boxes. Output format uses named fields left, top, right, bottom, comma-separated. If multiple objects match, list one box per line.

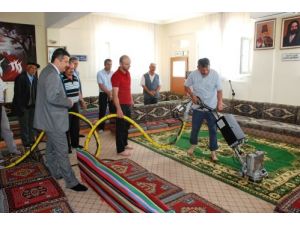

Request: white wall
left=51, top=16, right=97, bottom=97
left=52, top=15, right=165, bottom=97
left=45, top=12, right=300, bottom=106
left=249, top=16, right=300, bottom=105
left=0, top=12, right=47, bottom=102
left=162, top=13, right=300, bottom=106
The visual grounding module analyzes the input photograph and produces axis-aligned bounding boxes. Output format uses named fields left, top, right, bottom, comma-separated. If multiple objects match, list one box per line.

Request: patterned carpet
left=275, top=186, right=300, bottom=213
left=167, top=193, right=227, bottom=213
left=130, top=127, right=300, bottom=204
left=102, top=158, right=227, bottom=213
left=0, top=160, right=73, bottom=213
left=78, top=149, right=227, bottom=213
left=128, top=172, right=183, bottom=201
left=4, top=177, right=66, bottom=212
left=0, top=161, right=50, bottom=187
left=14, top=199, right=73, bottom=213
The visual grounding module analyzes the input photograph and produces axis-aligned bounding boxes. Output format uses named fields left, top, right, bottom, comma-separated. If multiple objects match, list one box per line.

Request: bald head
left=119, top=55, right=131, bottom=72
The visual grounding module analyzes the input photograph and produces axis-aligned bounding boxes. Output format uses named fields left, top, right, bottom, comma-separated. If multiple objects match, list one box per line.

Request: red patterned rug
left=99, top=158, right=227, bottom=213
left=127, top=172, right=183, bottom=201
left=275, top=186, right=300, bottom=213
left=15, top=199, right=73, bottom=213
left=102, top=158, right=147, bottom=178
left=4, top=177, right=66, bottom=212
left=0, top=162, right=50, bottom=188
left=166, top=193, right=228, bottom=213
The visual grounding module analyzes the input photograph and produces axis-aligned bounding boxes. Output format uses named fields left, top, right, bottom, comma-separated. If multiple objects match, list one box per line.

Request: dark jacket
left=12, top=71, right=38, bottom=116
left=283, top=33, right=300, bottom=47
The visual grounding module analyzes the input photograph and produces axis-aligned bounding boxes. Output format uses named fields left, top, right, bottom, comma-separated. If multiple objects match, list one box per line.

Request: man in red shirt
left=111, top=55, right=133, bottom=156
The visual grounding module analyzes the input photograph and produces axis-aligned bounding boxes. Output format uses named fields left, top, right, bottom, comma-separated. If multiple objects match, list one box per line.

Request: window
left=240, top=37, right=251, bottom=74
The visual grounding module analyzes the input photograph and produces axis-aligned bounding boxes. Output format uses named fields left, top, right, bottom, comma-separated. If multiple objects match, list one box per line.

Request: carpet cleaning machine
left=172, top=98, right=268, bottom=182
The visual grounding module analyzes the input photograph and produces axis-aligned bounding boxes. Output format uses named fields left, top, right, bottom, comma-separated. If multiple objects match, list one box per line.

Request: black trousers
left=66, top=102, right=80, bottom=149
left=116, top=105, right=131, bottom=153
left=18, top=106, right=35, bottom=147
left=144, top=96, right=158, bottom=105
left=98, top=92, right=116, bottom=130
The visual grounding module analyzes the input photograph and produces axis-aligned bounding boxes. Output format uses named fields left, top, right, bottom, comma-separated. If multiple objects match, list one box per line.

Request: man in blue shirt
left=97, top=59, right=115, bottom=132
left=13, top=62, right=39, bottom=149
left=184, top=58, right=223, bottom=162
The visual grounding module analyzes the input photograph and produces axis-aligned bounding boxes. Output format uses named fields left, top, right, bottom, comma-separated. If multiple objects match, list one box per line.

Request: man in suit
left=34, top=48, right=87, bottom=191
left=13, top=62, right=39, bottom=149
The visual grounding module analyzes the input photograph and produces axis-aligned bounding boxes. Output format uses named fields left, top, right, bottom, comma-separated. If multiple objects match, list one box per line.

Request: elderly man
left=34, top=48, right=87, bottom=191
left=13, top=62, right=39, bottom=149
left=140, top=63, right=161, bottom=105
left=69, top=56, right=82, bottom=94
left=184, top=58, right=223, bottom=162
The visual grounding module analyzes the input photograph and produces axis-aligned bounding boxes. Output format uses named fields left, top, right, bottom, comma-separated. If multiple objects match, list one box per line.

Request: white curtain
left=197, top=12, right=254, bottom=81
left=91, top=15, right=155, bottom=93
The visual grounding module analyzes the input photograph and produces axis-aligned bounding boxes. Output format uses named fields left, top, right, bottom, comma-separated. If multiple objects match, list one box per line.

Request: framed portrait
left=0, top=21, right=37, bottom=81
left=281, top=16, right=300, bottom=49
left=47, top=46, right=66, bottom=62
left=254, top=19, right=276, bottom=50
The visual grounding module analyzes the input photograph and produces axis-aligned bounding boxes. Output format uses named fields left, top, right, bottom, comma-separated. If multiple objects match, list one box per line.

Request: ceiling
left=45, top=12, right=294, bottom=28
left=93, top=12, right=211, bottom=24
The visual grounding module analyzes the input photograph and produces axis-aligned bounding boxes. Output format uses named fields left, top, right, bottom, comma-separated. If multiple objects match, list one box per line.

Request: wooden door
left=170, top=57, right=188, bottom=95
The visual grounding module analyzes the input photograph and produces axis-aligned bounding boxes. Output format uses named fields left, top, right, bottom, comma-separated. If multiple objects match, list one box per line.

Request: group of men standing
left=0, top=46, right=223, bottom=191
left=96, top=58, right=162, bottom=156
left=96, top=56, right=223, bottom=162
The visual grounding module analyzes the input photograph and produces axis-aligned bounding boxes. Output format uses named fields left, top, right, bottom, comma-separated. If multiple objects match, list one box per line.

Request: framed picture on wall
left=281, top=16, right=300, bottom=49
left=47, top=46, right=66, bottom=62
left=254, top=19, right=276, bottom=50
left=0, top=21, right=37, bottom=81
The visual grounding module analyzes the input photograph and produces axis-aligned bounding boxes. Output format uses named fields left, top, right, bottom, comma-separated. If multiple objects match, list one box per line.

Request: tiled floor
left=54, top=130, right=275, bottom=213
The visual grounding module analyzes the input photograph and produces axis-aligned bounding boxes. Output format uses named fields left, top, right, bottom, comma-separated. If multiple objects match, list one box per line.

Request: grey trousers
left=45, top=131, right=79, bottom=188
left=1, top=106, right=17, bottom=153
left=18, top=107, right=35, bottom=147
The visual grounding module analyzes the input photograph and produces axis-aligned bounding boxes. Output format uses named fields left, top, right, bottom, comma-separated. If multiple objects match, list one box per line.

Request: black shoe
left=79, top=134, right=85, bottom=138
left=72, top=145, right=84, bottom=149
left=70, top=183, right=88, bottom=192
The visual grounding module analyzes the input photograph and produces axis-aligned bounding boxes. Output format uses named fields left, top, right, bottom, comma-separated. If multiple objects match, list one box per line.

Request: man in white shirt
left=184, top=58, right=223, bottom=162
left=97, top=59, right=115, bottom=131
left=0, top=76, right=21, bottom=159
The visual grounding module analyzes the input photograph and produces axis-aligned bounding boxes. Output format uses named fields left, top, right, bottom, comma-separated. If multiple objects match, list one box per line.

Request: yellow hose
left=175, top=121, right=186, bottom=144
left=85, top=114, right=176, bottom=155
left=4, top=112, right=100, bottom=168
left=68, top=112, right=101, bottom=157
left=5, top=131, right=45, bottom=169
left=3, top=112, right=184, bottom=168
